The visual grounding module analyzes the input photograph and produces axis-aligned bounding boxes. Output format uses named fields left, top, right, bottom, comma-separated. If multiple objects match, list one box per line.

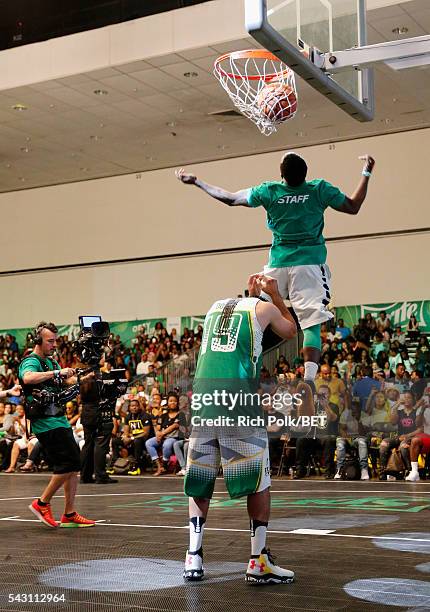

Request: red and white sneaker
left=183, top=547, right=204, bottom=581
left=246, top=549, right=294, bottom=585
left=29, top=499, right=58, bottom=528
left=59, top=512, right=95, bottom=528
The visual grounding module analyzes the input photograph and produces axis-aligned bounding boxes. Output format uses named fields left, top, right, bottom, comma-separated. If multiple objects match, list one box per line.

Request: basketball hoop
left=214, top=49, right=298, bottom=136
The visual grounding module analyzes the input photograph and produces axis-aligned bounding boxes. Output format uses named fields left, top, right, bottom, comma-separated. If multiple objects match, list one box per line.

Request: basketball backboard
left=245, top=0, right=375, bottom=121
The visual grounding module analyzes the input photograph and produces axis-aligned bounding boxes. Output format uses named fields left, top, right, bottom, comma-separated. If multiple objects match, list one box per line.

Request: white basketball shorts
left=261, top=264, right=334, bottom=330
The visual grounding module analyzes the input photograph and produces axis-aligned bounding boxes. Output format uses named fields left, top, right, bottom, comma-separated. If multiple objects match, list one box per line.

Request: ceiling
left=0, top=0, right=429, bottom=193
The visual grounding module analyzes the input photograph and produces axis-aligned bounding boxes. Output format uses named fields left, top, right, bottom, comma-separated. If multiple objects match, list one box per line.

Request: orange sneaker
left=29, top=499, right=58, bottom=528
left=59, top=512, right=95, bottom=528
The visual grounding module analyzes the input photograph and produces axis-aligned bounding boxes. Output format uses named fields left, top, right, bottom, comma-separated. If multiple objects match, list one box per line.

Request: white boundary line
left=1, top=489, right=430, bottom=503
left=2, top=516, right=430, bottom=544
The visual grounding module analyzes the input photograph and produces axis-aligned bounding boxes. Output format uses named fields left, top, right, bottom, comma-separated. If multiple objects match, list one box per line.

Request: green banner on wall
left=336, top=301, right=430, bottom=333
left=0, top=315, right=205, bottom=350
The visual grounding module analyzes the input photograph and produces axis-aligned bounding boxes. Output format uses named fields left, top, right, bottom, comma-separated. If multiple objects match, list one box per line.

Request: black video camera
left=74, top=315, right=110, bottom=368
left=76, top=316, right=128, bottom=428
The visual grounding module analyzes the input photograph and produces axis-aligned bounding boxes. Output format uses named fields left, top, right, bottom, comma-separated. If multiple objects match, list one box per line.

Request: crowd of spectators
left=264, top=311, right=430, bottom=481
left=0, top=312, right=429, bottom=481
left=0, top=322, right=203, bottom=393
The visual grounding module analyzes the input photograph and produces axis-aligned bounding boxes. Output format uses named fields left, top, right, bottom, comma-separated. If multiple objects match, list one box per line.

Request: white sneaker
left=246, top=549, right=294, bottom=585
left=183, top=548, right=204, bottom=581
left=334, top=470, right=342, bottom=480
left=406, top=471, right=420, bottom=482
left=360, top=468, right=370, bottom=480
left=177, top=468, right=186, bottom=476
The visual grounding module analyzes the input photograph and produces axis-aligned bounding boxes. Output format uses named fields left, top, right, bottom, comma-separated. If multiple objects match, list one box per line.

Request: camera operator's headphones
left=33, top=322, right=48, bottom=345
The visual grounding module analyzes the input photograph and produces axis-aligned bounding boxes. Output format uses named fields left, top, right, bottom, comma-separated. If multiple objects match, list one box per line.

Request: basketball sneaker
left=29, top=499, right=58, bottom=528
left=183, top=548, right=204, bottom=581
left=245, top=549, right=294, bottom=585
left=59, top=512, right=95, bottom=528
left=334, top=470, right=342, bottom=480
left=128, top=467, right=141, bottom=476
left=406, top=471, right=420, bottom=482
left=360, top=468, right=370, bottom=480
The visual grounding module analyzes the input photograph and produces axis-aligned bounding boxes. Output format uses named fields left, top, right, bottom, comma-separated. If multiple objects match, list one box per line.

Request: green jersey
left=248, top=179, right=345, bottom=267
left=193, top=298, right=264, bottom=420
left=18, top=353, right=70, bottom=434
left=195, top=298, right=264, bottom=381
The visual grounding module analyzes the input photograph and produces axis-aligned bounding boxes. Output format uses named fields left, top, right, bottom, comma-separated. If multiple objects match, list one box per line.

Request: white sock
left=411, top=461, right=419, bottom=474
left=250, top=519, right=268, bottom=556
left=304, top=362, right=318, bottom=382
left=189, top=517, right=205, bottom=553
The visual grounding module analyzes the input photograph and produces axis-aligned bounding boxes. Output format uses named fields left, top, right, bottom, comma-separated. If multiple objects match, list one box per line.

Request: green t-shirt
left=248, top=179, right=345, bottom=267
left=18, top=354, right=70, bottom=434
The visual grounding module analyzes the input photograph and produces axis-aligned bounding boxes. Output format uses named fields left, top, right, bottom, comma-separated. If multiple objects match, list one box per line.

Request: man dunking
left=176, top=152, right=375, bottom=392
left=183, top=273, right=299, bottom=584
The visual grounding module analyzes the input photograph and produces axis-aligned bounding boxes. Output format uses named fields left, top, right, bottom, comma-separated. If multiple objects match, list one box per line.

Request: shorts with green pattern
left=184, top=426, right=270, bottom=499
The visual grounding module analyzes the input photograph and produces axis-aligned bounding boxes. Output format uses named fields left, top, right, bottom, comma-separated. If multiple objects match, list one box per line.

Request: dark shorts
left=416, top=433, right=430, bottom=455
left=36, top=427, right=81, bottom=474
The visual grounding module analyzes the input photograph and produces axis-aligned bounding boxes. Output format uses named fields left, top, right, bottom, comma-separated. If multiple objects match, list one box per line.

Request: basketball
left=256, top=81, right=297, bottom=123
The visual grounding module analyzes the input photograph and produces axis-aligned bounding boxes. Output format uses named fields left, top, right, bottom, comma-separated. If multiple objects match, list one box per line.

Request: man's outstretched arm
left=175, top=168, right=250, bottom=207
left=337, top=154, right=375, bottom=215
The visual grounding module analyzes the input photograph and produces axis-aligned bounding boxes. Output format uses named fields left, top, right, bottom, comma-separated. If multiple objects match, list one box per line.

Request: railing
left=132, top=346, right=199, bottom=394
left=262, top=331, right=303, bottom=375
left=132, top=333, right=302, bottom=394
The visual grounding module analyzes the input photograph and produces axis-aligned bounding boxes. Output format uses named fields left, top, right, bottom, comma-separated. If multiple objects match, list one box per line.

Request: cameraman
left=79, top=356, right=118, bottom=484
left=19, top=322, right=95, bottom=529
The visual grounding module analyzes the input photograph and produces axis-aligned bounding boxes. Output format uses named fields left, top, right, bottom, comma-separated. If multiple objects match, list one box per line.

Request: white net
left=214, top=50, right=298, bottom=136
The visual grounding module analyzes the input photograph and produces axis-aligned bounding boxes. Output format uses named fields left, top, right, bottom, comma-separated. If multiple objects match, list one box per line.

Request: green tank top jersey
left=195, top=297, right=264, bottom=382
left=248, top=178, right=345, bottom=267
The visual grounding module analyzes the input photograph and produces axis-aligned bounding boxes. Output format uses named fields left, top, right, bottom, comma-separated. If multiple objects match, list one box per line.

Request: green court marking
left=110, top=495, right=430, bottom=513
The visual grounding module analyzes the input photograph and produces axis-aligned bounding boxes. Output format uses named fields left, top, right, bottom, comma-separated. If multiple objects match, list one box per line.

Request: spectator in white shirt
left=136, top=354, right=150, bottom=376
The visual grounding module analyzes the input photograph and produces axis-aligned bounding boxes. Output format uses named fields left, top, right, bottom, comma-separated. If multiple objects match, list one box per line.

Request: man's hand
left=359, top=155, right=375, bottom=174
left=60, top=368, right=75, bottom=379
left=175, top=168, right=197, bottom=185
left=247, top=273, right=262, bottom=297
left=8, top=384, right=21, bottom=397
left=259, top=275, right=281, bottom=299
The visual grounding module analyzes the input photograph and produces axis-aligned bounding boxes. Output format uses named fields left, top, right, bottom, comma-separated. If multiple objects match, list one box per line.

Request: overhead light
left=12, top=103, right=27, bottom=111
left=90, top=135, right=103, bottom=141
left=20, top=147, right=29, bottom=153
left=184, top=71, right=198, bottom=78
left=392, top=27, right=409, bottom=35
left=93, top=89, right=108, bottom=96
left=166, top=121, right=176, bottom=127
left=5, top=164, right=11, bottom=169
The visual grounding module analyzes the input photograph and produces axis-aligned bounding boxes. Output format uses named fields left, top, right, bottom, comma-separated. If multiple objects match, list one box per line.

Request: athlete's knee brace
left=303, top=324, right=321, bottom=351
